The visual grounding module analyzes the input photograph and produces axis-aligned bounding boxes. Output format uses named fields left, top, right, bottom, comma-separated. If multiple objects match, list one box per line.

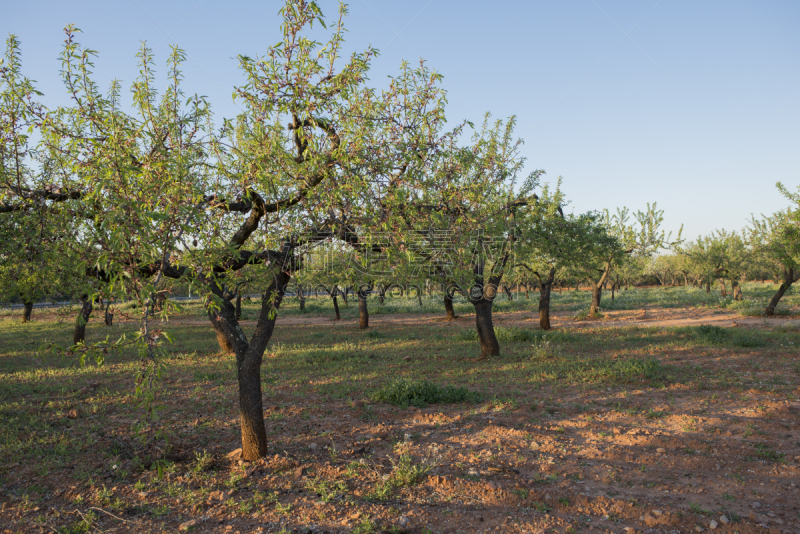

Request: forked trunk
left=444, top=294, right=456, bottom=320
left=538, top=268, right=555, bottom=330
left=473, top=299, right=499, bottom=359
left=504, top=285, right=513, bottom=300
left=206, top=271, right=290, bottom=461
left=22, top=301, right=33, bottom=322
left=73, top=295, right=93, bottom=345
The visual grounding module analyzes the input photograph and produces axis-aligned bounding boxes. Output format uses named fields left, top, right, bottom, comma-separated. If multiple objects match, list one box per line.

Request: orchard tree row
left=1, top=0, right=797, bottom=460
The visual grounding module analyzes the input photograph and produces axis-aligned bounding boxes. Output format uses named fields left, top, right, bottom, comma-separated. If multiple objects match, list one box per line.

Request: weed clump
left=372, top=378, right=483, bottom=408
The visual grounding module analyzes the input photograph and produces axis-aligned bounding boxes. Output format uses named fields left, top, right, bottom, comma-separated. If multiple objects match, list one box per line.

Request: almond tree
left=517, top=198, right=619, bottom=330
left=749, top=184, right=800, bottom=315
left=585, top=203, right=679, bottom=316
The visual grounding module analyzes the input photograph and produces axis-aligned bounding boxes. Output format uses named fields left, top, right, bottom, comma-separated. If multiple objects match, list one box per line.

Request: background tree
left=749, top=185, right=800, bottom=315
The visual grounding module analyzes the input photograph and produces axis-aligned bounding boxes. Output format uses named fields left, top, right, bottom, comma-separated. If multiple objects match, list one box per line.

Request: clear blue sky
left=4, top=1, right=799, bottom=241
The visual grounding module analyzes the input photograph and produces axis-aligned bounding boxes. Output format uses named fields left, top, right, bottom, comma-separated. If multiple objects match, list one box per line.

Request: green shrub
left=372, top=379, right=483, bottom=408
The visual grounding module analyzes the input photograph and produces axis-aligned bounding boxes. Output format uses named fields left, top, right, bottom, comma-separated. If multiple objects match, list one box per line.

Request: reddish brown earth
left=0, top=306, right=798, bottom=534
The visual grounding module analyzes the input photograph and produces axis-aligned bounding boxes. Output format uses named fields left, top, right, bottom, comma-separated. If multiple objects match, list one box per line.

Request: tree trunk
left=589, top=284, right=603, bottom=316
left=378, top=285, right=386, bottom=305
left=524, top=283, right=529, bottom=299
left=444, top=294, right=456, bottom=320
left=538, top=268, right=555, bottom=330
left=298, top=285, right=305, bottom=311
left=332, top=294, right=341, bottom=321
left=358, top=284, right=371, bottom=329
left=22, top=301, right=33, bottom=322
left=104, top=299, right=114, bottom=326
left=73, top=295, right=93, bottom=345
left=765, top=269, right=795, bottom=316
left=719, top=278, right=727, bottom=298
left=732, top=280, right=742, bottom=301
left=473, top=299, right=500, bottom=359
left=706, top=280, right=711, bottom=293
left=206, top=271, right=290, bottom=461
left=504, top=285, right=513, bottom=300
left=235, top=294, right=242, bottom=320
left=611, top=283, right=616, bottom=301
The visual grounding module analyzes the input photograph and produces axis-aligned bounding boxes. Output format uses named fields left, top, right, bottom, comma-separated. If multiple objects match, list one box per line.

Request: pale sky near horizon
left=3, top=1, right=798, bottom=241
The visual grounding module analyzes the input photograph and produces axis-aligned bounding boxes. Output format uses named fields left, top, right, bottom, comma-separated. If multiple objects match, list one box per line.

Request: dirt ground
left=1, top=305, right=798, bottom=534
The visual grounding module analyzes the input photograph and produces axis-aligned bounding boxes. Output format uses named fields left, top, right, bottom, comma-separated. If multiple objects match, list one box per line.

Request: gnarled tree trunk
left=73, top=295, right=93, bottom=345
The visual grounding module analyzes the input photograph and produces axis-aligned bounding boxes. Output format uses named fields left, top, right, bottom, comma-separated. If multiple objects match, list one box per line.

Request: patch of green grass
left=372, top=379, right=483, bottom=408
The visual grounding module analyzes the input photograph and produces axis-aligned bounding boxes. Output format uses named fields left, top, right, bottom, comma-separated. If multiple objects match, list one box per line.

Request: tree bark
left=22, top=301, right=33, bottom=322
left=332, top=294, right=341, bottom=321
left=298, top=285, right=305, bottom=311
left=706, top=280, right=711, bottom=293
left=765, top=268, right=796, bottom=316
left=206, top=270, right=291, bottom=461
left=473, top=298, right=500, bottom=359
left=235, top=294, right=242, bottom=320
left=73, top=295, right=93, bottom=345
left=719, top=278, right=727, bottom=298
left=444, top=293, right=456, bottom=320
left=589, top=263, right=611, bottom=317
left=358, top=284, right=372, bottom=329
left=611, top=283, right=616, bottom=301
left=538, top=267, right=555, bottom=330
